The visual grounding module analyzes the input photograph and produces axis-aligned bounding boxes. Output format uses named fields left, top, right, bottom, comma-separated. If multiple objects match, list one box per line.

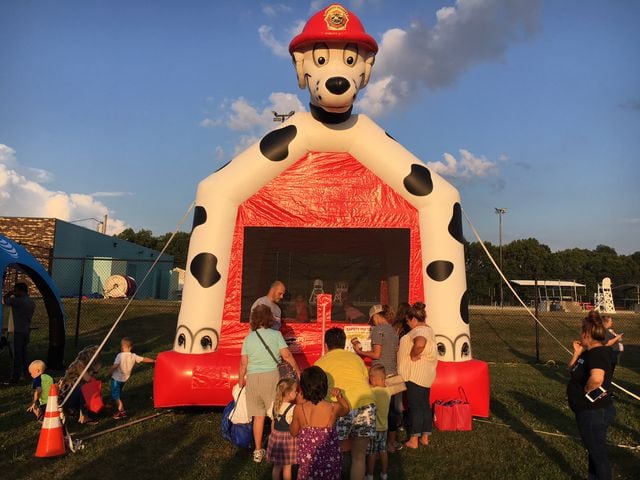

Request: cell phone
left=585, top=386, right=607, bottom=403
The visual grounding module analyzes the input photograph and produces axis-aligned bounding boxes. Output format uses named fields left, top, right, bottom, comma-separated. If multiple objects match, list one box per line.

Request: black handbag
left=255, top=330, right=297, bottom=380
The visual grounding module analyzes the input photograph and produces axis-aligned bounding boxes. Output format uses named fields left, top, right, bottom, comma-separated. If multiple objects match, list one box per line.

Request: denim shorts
left=110, top=379, right=126, bottom=401
left=336, top=403, right=376, bottom=440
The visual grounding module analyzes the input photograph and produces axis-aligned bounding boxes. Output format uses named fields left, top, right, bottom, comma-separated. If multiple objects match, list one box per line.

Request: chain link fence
left=2, top=259, right=638, bottom=373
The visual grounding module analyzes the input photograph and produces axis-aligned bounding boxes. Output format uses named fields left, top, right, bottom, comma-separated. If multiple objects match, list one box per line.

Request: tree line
left=116, top=229, right=639, bottom=308
left=466, top=238, right=640, bottom=307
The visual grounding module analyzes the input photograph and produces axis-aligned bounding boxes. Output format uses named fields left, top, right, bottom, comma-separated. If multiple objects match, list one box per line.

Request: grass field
left=1, top=301, right=638, bottom=479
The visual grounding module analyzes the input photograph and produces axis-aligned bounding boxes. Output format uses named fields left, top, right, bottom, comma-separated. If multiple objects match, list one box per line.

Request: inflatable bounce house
left=0, top=235, right=66, bottom=369
left=155, top=4, right=489, bottom=417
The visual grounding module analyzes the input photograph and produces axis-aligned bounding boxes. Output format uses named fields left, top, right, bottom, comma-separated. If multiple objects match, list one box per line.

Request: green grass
left=0, top=302, right=638, bottom=479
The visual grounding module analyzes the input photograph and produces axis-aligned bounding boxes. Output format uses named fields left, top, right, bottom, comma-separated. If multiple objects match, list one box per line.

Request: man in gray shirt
left=4, top=282, right=35, bottom=383
left=251, top=281, right=286, bottom=330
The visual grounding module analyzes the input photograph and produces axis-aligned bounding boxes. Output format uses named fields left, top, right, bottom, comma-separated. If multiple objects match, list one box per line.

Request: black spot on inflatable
left=426, top=260, right=454, bottom=281
left=460, top=290, right=469, bottom=324
left=385, top=131, right=396, bottom=141
left=190, top=253, right=221, bottom=288
left=448, top=203, right=464, bottom=244
left=192, top=206, right=207, bottom=230
left=215, top=161, right=230, bottom=173
left=259, top=125, right=297, bottom=162
left=403, top=164, right=433, bottom=196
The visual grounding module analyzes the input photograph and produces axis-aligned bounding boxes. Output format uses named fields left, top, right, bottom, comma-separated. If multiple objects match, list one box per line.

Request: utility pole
left=495, top=207, right=507, bottom=307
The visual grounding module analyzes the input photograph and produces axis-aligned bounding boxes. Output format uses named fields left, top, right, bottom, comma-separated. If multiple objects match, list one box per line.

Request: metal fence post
left=534, top=275, right=540, bottom=363
left=75, top=257, right=85, bottom=346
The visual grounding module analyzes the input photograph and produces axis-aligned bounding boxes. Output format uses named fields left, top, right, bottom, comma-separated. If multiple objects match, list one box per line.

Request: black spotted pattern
left=460, top=290, right=469, bottom=324
left=259, top=125, right=297, bottom=162
left=215, top=161, right=230, bottom=173
left=192, top=206, right=207, bottom=230
left=190, top=252, right=221, bottom=288
left=403, top=164, right=433, bottom=196
left=426, top=260, right=454, bottom=281
left=448, top=203, right=464, bottom=244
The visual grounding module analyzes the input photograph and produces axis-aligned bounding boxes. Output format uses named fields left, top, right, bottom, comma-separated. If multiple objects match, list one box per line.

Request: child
left=109, top=337, right=155, bottom=419
left=290, top=366, right=349, bottom=480
left=26, top=360, right=53, bottom=421
left=267, top=377, right=299, bottom=480
left=365, top=365, right=391, bottom=480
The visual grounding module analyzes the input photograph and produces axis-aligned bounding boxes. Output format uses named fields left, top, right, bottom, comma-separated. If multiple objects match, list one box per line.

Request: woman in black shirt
left=567, top=314, right=615, bottom=480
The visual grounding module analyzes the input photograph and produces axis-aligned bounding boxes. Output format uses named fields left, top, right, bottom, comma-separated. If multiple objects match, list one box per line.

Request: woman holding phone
left=567, top=313, right=615, bottom=480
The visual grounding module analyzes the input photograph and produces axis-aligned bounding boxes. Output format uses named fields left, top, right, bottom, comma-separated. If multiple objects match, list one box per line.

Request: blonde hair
left=29, top=360, right=46, bottom=373
left=273, top=377, right=298, bottom=414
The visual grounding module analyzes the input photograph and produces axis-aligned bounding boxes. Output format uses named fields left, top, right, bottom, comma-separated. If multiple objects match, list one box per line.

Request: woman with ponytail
left=396, top=302, right=438, bottom=449
left=567, top=313, right=615, bottom=480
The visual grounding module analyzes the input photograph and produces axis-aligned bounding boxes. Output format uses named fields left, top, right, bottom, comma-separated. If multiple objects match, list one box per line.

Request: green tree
left=157, top=231, right=190, bottom=269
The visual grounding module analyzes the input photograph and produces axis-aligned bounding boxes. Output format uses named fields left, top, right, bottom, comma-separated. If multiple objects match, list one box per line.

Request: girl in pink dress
left=290, top=366, right=349, bottom=480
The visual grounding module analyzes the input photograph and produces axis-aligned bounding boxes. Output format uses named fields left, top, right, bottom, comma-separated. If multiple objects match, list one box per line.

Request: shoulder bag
left=255, top=329, right=297, bottom=380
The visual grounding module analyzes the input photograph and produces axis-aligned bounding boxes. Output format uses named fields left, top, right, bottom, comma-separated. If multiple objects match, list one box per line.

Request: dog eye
left=313, top=43, right=329, bottom=67
left=343, top=43, right=358, bottom=67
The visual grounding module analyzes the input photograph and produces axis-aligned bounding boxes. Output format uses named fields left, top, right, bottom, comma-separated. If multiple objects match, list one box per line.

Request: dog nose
left=325, top=77, right=350, bottom=95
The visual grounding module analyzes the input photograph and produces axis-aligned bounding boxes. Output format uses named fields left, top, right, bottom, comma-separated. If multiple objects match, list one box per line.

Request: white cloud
left=258, top=25, right=290, bottom=58
left=358, top=0, right=541, bottom=116
left=199, top=117, right=222, bottom=128
left=214, top=146, right=225, bottom=161
left=224, top=92, right=306, bottom=133
left=262, top=4, right=292, bottom=18
left=258, top=13, right=305, bottom=58
left=0, top=143, right=129, bottom=235
left=427, top=149, right=498, bottom=180
left=90, top=191, right=134, bottom=198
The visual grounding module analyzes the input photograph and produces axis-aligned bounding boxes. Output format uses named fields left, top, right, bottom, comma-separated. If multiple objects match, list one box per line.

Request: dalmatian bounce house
left=154, top=4, right=490, bottom=417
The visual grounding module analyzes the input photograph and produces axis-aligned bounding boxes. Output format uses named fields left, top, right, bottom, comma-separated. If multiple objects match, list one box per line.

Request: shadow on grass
left=491, top=396, right=582, bottom=479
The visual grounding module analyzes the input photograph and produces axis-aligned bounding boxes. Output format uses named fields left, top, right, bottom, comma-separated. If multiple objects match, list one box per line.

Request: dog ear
left=361, top=52, right=376, bottom=88
left=292, top=51, right=307, bottom=89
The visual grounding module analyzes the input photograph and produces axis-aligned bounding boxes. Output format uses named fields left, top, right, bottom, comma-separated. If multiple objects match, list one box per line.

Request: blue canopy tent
left=1, top=235, right=66, bottom=368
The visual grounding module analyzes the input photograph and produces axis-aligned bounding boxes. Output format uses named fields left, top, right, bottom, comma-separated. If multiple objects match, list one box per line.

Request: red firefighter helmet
left=289, top=4, right=378, bottom=54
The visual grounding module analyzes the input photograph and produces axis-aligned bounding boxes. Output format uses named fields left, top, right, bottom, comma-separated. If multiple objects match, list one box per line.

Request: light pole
left=495, top=207, right=507, bottom=307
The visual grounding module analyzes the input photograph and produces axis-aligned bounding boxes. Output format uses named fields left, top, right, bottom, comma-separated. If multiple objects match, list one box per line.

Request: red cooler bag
left=81, top=380, right=105, bottom=414
left=433, top=387, right=472, bottom=431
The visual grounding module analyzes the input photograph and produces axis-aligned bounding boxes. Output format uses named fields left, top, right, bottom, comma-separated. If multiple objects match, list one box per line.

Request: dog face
left=292, top=42, right=375, bottom=113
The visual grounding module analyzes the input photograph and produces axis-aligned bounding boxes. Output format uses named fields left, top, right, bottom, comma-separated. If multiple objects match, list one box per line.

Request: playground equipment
left=594, top=277, right=616, bottom=314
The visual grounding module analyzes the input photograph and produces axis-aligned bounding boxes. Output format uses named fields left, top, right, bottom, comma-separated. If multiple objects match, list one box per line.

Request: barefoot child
left=109, top=337, right=155, bottom=419
left=26, top=360, right=53, bottom=421
left=267, top=377, right=299, bottom=480
left=290, top=366, right=349, bottom=480
left=365, top=365, right=391, bottom=480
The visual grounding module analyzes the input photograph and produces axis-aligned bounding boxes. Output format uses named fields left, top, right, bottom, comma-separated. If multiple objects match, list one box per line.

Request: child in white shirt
left=109, top=337, right=155, bottom=419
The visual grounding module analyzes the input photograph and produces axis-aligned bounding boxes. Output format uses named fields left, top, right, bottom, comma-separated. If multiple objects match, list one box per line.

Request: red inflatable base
left=154, top=350, right=490, bottom=417
left=153, top=350, right=240, bottom=408
left=430, top=359, right=490, bottom=418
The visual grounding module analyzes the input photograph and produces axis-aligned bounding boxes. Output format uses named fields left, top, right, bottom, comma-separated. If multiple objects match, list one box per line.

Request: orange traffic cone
left=35, top=384, right=66, bottom=457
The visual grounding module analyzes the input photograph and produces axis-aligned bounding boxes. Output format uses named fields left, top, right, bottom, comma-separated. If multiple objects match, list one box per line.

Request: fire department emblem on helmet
left=324, top=4, right=349, bottom=30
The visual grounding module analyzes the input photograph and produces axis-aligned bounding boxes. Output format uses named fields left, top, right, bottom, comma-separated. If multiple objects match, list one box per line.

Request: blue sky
left=1, top=0, right=638, bottom=254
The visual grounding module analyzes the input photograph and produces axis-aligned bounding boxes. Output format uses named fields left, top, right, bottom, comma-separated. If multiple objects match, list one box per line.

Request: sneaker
left=113, top=410, right=127, bottom=420
left=252, top=449, right=265, bottom=463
